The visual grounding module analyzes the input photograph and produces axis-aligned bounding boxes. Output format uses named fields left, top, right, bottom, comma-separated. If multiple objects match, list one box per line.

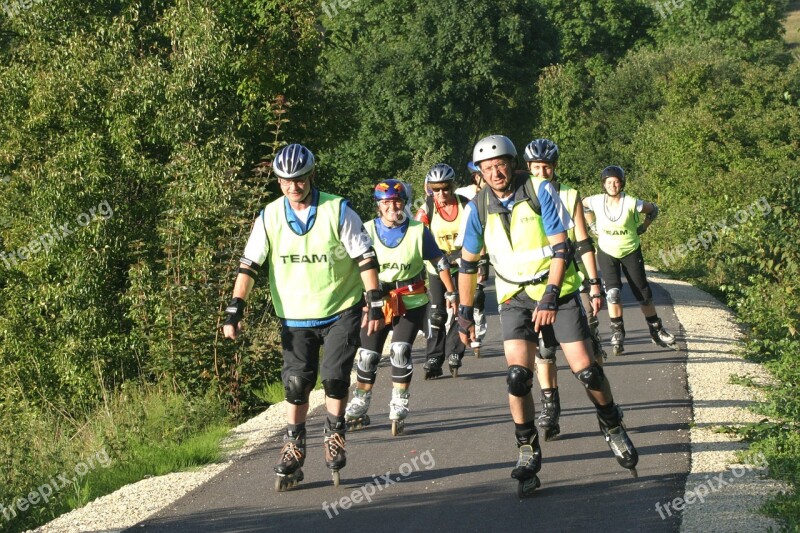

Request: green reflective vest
left=366, top=219, right=429, bottom=310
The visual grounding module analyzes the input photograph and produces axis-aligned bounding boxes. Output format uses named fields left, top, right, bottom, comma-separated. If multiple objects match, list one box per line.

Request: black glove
left=224, top=297, right=246, bottom=327
left=536, top=285, right=560, bottom=313
left=457, top=304, right=475, bottom=334
left=366, top=289, right=385, bottom=321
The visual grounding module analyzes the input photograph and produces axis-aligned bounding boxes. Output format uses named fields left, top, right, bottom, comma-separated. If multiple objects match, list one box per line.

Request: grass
left=0, top=385, right=233, bottom=533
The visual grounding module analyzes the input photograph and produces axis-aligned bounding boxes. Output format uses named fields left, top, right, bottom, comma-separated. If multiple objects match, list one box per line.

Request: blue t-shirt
left=374, top=218, right=443, bottom=260
left=461, top=179, right=572, bottom=255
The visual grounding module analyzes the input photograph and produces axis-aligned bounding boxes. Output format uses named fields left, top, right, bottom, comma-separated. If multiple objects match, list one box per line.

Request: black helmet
left=601, top=165, right=626, bottom=190
left=524, top=139, right=559, bottom=164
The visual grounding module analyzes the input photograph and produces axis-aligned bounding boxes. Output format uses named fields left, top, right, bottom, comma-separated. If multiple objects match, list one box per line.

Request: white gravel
left=30, top=274, right=793, bottom=532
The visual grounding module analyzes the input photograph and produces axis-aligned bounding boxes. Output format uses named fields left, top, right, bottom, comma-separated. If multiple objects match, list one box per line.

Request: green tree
left=316, top=0, right=558, bottom=213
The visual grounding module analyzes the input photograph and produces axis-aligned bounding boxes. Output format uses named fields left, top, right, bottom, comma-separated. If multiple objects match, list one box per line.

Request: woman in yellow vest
left=345, top=179, right=458, bottom=436
left=458, top=135, right=638, bottom=497
left=414, top=164, right=470, bottom=378
left=583, top=166, right=677, bottom=355
left=223, top=144, right=384, bottom=491
left=523, top=138, right=606, bottom=442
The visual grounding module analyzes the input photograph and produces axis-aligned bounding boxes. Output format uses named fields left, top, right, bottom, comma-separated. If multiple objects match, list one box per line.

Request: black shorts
left=280, top=304, right=362, bottom=387
left=361, top=304, right=427, bottom=352
left=500, top=290, right=590, bottom=344
left=596, top=246, right=651, bottom=303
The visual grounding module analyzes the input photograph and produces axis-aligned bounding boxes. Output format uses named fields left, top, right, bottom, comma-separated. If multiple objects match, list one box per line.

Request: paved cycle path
left=131, top=280, right=690, bottom=532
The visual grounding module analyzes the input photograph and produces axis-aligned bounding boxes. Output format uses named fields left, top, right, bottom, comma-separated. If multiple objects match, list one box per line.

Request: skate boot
left=589, top=315, right=608, bottom=361
left=511, top=431, right=542, bottom=498
left=274, top=429, right=306, bottom=491
left=648, top=318, right=678, bottom=350
left=537, top=388, right=561, bottom=441
left=344, top=388, right=372, bottom=430
left=473, top=285, right=487, bottom=358
left=609, top=321, right=625, bottom=356
left=388, top=387, right=409, bottom=436
left=323, top=429, right=346, bottom=487
left=448, top=353, right=462, bottom=378
left=423, top=355, right=444, bottom=380
left=597, top=404, right=638, bottom=477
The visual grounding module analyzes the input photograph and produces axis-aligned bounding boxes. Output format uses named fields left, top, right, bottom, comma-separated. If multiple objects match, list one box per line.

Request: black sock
left=287, top=423, right=306, bottom=438
left=514, top=420, right=538, bottom=445
left=610, top=316, right=623, bottom=324
left=645, top=314, right=658, bottom=323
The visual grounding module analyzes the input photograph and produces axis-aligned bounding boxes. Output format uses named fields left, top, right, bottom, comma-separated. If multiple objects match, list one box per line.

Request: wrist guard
left=457, top=304, right=475, bottom=334
left=636, top=224, right=647, bottom=235
left=365, top=289, right=384, bottom=321
left=478, top=254, right=490, bottom=278
left=445, top=291, right=459, bottom=304
left=224, top=297, right=246, bottom=326
left=645, top=204, right=659, bottom=222
left=536, top=284, right=560, bottom=312
left=587, top=278, right=601, bottom=286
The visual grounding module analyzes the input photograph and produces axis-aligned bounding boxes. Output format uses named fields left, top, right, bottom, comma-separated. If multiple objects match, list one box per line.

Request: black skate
left=323, top=431, right=346, bottom=487
left=597, top=406, right=638, bottom=477
left=511, top=434, right=542, bottom=498
left=648, top=318, right=678, bottom=351
left=448, top=353, right=462, bottom=378
left=589, top=316, right=608, bottom=361
left=274, top=430, right=306, bottom=491
left=609, top=321, right=625, bottom=356
left=423, top=356, right=444, bottom=380
left=537, top=389, right=561, bottom=441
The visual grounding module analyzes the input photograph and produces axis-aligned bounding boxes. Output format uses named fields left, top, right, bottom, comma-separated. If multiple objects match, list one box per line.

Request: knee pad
left=429, top=306, right=447, bottom=331
left=389, top=342, right=412, bottom=368
left=575, top=363, right=606, bottom=392
left=474, top=286, right=486, bottom=309
left=356, top=347, right=381, bottom=375
left=606, top=287, right=621, bottom=305
left=535, top=338, right=557, bottom=363
left=323, top=378, right=349, bottom=400
left=284, top=375, right=313, bottom=405
left=507, top=365, right=534, bottom=397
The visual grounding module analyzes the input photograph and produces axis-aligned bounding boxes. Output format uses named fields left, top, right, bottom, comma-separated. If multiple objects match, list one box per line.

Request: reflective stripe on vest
left=366, top=219, right=429, bottom=310
left=484, top=177, right=582, bottom=303
left=264, top=191, right=363, bottom=319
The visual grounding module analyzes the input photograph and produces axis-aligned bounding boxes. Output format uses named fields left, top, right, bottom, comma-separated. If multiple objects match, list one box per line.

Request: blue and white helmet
left=524, top=139, right=559, bottom=164
left=273, top=143, right=315, bottom=179
left=426, top=163, right=456, bottom=184
left=467, top=161, right=481, bottom=174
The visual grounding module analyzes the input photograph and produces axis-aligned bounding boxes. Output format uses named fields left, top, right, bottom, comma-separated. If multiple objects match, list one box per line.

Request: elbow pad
left=459, top=258, right=480, bottom=275
left=574, top=237, right=595, bottom=258
left=238, top=257, right=261, bottom=280
left=646, top=204, right=659, bottom=222
left=358, top=248, right=380, bottom=272
left=551, top=240, right=573, bottom=263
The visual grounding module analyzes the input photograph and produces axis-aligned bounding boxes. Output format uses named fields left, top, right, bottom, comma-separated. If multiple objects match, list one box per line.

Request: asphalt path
left=132, top=279, right=691, bottom=532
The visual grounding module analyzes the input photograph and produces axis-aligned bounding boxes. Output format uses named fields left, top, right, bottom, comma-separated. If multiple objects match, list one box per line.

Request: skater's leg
left=425, top=274, right=448, bottom=369
left=620, top=247, right=677, bottom=349
left=535, top=326, right=561, bottom=440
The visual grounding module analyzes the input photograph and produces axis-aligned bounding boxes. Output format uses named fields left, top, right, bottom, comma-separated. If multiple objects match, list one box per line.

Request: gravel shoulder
left=31, top=272, right=793, bottom=532
left=647, top=270, right=792, bottom=532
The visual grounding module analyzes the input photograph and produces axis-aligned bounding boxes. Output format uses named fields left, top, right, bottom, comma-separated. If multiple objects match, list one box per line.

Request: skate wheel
left=517, top=476, right=540, bottom=498
left=391, top=420, right=404, bottom=436
left=629, top=468, right=638, bottom=479
left=332, top=470, right=340, bottom=487
left=274, top=476, right=283, bottom=492
left=544, top=425, right=561, bottom=442
left=474, top=349, right=481, bottom=359
left=450, top=366, right=459, bottom=378
left=612, top=346, right=623, bottom=356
